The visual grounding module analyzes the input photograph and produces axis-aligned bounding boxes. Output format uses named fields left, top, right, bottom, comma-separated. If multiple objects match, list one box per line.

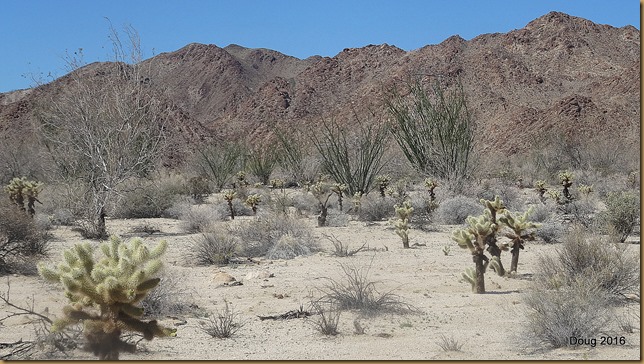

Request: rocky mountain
left=0, top=11, right=639, bottom=158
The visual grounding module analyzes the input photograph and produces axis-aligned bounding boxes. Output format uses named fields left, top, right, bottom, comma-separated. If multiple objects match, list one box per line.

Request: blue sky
left=1, top=0, right=639, bottom=93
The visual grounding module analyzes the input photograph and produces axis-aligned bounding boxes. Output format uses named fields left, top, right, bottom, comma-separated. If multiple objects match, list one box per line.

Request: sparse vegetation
left=198, top=300, right=245, bottom=339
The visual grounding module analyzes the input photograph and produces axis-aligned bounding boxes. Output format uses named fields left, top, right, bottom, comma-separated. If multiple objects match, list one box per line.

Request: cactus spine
left=37, top=237, right=175, bottom=360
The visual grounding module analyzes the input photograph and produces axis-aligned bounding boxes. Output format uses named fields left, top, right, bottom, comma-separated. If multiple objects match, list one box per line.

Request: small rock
left=213, top=271, right=236, bottom=284
left=245, top=270, right=274, bottom=281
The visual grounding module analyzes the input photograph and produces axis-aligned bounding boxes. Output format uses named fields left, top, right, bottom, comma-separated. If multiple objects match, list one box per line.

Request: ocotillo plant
left=559, top=170, right=574, bottom=201
left=312, top=181, right=334, bottom=227
left=480, top=196, right=507, bottom=276
left=375, top=175, right=390, bottom=197
left=393, top=200, right=414, bottom=248
left=245, top=194, right=261, bottom=215
left=331, top=183, right=347, bottom=211
left=37, top=237, right=175, bottom=360
left=223, top=190, right=237, bottom=220
left=499, top=208, right=540, bottom=273
left=452, top=213, right=496, bottom=293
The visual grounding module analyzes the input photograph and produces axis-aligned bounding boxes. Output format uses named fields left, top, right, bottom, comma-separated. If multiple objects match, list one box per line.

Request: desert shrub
left=524, top=276, right=613, bottom=348
left=436, top=196, right=481, bottom=225
left=112, top=177, right=187, bottom=219
left=324, top=234, right=367, bottom=257
left=318, top=260, right=414, bottom=315
left=437, top=334, right=464, bottom=352
left=534, top=220, right=565, bottom=244
left=188, top=229, right=239, bottom=265
left=325, top=209, right=350, bottom=227
left=358, top=194, right=396, bottom=222
left=309, top=300, right=341, bottom=336
left=0, top=200, right=50, bottom=272
left=556, top=198, right=597, bottom=229
left=473, top=179, right=522, bottom=211
left=537, top=225, right=640, bottom=299
left=177, top=204, right=226, bottom=233
left=198, top=300, right=245, bottom=339
left=234, top=214, right=318, bottom=259
left=141, top=271, right=195, bottom=318
left=597, top=191, right=640, bottom=243
left=527, top=203, right=552, bottom=223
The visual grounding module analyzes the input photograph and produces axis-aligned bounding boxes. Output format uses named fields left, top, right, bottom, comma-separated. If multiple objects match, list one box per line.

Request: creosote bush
left=597, top=190, right=640, bottom=243
left=37, top=236, right=175, bottom=360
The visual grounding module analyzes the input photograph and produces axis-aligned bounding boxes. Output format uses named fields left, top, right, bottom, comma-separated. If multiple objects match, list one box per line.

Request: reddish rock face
left=0, top=11, right=639, bottom=159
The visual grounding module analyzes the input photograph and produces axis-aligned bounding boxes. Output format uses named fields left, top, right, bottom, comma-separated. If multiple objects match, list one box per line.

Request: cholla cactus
left=393, top=200, right=414, bottom=248
left=245, top=194, right=261, bottom=215
left=558, top=170, right=574, bottom=201
left=330, top=183, right=347, bottom=211
left=424, top=178, right=439, bottom=202
left=37, top=237, right=175, bottom=360
left=311, top=181, right=333, bottom=227
left=499, top=208, right=540, bottom=273
left=534, top=180, right=547, bottom=203
left=547, top=189, right=561, bottom=204
left=223, top=190, right=237, bottom=220
left=235, top=171, right=249, bottom=187
left=375, top=175, right=390, bottom=197
left=480, top=196, right=507, bottom=276
left=4, top=177, right=43, bottom=216
left=452, top=213, right=497, bottom=293
left=352, top=192, right=363, bottom=213
left=270, top=178, right=285, bottom=190
left=577, top=184, right=593, bottom=197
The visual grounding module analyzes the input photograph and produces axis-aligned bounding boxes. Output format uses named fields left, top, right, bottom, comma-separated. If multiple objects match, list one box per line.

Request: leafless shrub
left=534, top=220, right=565, bottom=244
left=318, top=260, right=415, bottom=315
left=198, top=300, right=245, bottom=339
left=325, top=210, right=350, bottom=227
left=112, top=176, right=187, bottom=219
left=324, top=234, right=367, bottom=257
left=437, top=334, right=464, bottom=352
left=0, top=201, right=50, bottom=273
left=308, top=299, right=341, bottom=336
left=140, top=272, right=195, bottom=318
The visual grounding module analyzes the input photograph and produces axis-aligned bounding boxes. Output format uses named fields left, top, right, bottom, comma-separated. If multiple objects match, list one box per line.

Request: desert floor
left=0, top=208, right=640, bottom=361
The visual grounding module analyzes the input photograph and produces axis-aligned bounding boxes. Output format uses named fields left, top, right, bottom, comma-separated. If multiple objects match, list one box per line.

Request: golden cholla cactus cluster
left=393, top=200, right=414, bottom=249
left=3, top=177, right=43, bottom=216
left=38, top=236, right=174, bottom=360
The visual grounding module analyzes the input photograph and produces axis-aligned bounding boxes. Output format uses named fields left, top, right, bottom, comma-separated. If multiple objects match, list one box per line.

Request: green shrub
left=188, top=229, right=238, bottom=265
left=598, top=191, right=640, bottom=243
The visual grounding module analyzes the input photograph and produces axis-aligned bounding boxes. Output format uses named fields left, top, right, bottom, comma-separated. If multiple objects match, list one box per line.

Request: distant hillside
left=1, top=11, right=639, bottom=159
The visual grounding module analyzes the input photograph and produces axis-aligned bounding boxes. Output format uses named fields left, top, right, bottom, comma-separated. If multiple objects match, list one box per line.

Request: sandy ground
left=0, top=211, right=640, bottom=360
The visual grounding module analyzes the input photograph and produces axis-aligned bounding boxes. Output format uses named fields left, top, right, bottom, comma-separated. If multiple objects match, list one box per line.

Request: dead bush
left=437, top=334, right=464, bottom=352
left=141, top=271, right=195, bottom=318
left=308, top=299, right=341, bottom=336
left=318, top=260, right=415, bottom=315
left=198, top=300, right=245, bottom=339
left=112, top=176, right=187, bottom=219
left=176, top=203, right=225, bottom=233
